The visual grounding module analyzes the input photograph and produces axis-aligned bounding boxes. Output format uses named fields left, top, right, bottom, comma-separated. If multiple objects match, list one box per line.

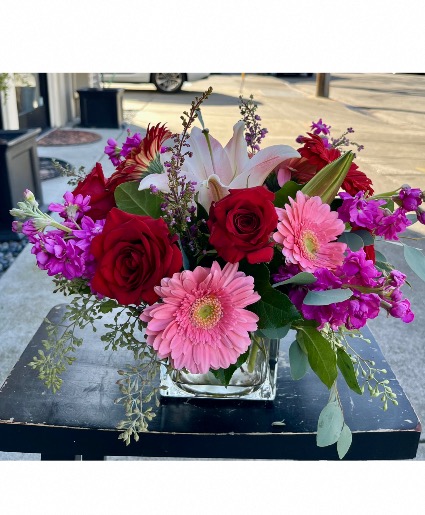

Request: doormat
left=39, top=157, right=72, bottom=181
left=37, top=129, right=102, bottom=146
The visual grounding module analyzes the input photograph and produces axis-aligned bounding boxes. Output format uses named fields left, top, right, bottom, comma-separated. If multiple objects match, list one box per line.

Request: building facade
left=0, top=73, right=90, bottom=132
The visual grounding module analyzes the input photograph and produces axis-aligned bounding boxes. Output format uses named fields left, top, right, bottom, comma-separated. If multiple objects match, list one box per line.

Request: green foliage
left=316, top=400, right=344, bottom=447
left=210, top=349, right=250, bottom=386
left=403, top=244, right=425, bottom=282
left=337, top=424, right=352, bottom=459
left=272, top=272, right=316, bottom=288
left=273, top=181, right=302, bottom=208
left=241, top=263, right=300, bottom=330
left=114, top=181, right=163, bottom=218
left=303, top=288, right=353, bottom=306
left=288, top=340, right=309, bottom=380
left=336, top=347, right=362, bottom=395
left=338, top=231, right=364, bottom=251
left=295, top=325, right=337, bottom=388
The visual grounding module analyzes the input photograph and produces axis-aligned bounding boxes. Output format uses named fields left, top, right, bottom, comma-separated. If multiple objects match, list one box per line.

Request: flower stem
left=247, top=334, right=263, bottom=373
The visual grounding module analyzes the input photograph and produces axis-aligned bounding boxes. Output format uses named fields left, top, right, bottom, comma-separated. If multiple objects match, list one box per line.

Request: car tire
left=152, top=73, right=185, bottom=93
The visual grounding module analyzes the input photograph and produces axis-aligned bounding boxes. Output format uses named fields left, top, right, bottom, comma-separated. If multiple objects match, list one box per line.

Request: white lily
left=138, top=121, right=300, bottom=210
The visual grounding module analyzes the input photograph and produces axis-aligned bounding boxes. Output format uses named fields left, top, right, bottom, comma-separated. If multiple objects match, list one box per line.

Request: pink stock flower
left=273, top=190, right=347, bottom=272
left=140, top=262, right=260, bottom=374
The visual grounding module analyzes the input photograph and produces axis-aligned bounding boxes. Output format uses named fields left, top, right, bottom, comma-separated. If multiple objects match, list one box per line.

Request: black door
left=16, top=73, right=50, bottom=130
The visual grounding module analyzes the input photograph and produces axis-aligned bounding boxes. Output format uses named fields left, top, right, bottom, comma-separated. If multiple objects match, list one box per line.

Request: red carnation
left=207, top=186, right=278, bottom=264
left=291, top=133, right=374, bottom=196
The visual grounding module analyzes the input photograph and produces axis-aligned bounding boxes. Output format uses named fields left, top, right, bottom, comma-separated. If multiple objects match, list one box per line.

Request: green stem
left=247, top=334, right=262, bottom=373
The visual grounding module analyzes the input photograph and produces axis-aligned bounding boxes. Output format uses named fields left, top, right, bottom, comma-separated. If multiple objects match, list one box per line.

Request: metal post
left=316, top=73, right=330, bottom=98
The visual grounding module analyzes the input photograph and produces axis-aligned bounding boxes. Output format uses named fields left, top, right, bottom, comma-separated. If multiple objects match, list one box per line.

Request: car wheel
left=152, top=73, right=185, bottom=93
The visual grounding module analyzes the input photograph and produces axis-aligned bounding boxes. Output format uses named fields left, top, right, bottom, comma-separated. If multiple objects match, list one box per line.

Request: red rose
left=72, top=163, right=116, bottom=221
left=293, top=133, right=374, bottom=196
left=90, top=208, right=182, bottom=305
left=207, top=187, right=278, bottom=264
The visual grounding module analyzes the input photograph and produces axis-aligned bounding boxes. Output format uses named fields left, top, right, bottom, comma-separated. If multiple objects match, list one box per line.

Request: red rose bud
left=90, top=208, right=183, bottom=305
left=207, top=186, right=278, bottom=264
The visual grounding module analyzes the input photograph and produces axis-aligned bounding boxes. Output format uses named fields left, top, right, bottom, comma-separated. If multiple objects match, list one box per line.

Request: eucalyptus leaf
left=257, top=325, right=290, bottom=339
left=289, top=340, right=309, bottom=380
left=406, top=213, right=418, bottom=224
left=273, top=272, right=317, bottom=288
left=338, top=231, right=364, bottom=251
left=337, top=423, right=352, bottom=459
left=303, top=288, right=353, bottom=306
left=316, top=401, right=344, bottom=447
left=352, top=229, right=374, bottom=246
left=114, top=182, right=163, bottom=218
left=374, top=250, right=387, bottom=262
left=403, top=244, right=425, bottom=282
left=273, top=181, right=302, bottom=208
left=337, top=347, right=362, bottom=394
left=295, top=326, right=337, bottom=388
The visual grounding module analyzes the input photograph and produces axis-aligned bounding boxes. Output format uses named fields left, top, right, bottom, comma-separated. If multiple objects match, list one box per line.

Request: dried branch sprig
left=160, top=87, right=213, bottom=244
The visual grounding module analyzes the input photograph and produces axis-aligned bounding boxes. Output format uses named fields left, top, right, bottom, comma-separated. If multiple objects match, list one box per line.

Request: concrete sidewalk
left=0, top=74, right=423, bottom=460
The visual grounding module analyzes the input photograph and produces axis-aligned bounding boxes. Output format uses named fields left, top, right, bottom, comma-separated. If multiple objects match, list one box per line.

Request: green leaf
left=257, top=325, right=290, bottom=339
left=273, top=272, right=317, bottom=288
left=295, top=326, right=337, bottom=388
left=303, top=288, right=353, bottom=306
left=99, top=299, right=118, bottom=314
left=289, top=340, right=309, bottom=380
left=375, top=261, right=393, bottom=274
left=195, top=201, right=209, bottom=223
left=210, top=349, right=250, bottom=386
left=114, top=181, right=163, bottom=218
left=375, top=250, right=387, bottom=262
left=337, top=347, right=362, bottom=394
left=406, top=213, right=418, bottom=224
left=273, top=181, right=302, bottom=208
left=352, top=229, right=374, bottom=246
left=337, top=423, right=352, bottom=459
left=242, top=263, right=300, bottom=329
left=403, top=244, right=425, bottom=282
left=316, top=401, right=344, bottom=447
left=338, top=231, right=364, bottom=251
left=301, top=151, right=354, bottom=204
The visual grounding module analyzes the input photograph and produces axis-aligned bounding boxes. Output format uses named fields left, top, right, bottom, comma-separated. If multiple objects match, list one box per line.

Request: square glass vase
left=160, top=337, right=279, bottom=400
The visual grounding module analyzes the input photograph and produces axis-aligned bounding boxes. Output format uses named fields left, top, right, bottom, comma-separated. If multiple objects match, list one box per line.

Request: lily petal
left=224, top=121, right=250, bottom=182
left=197, top=174, right=229, bottom=211
left=230, top=145, right=300, bottom=189
left=138, top=172, right=171, bottom=193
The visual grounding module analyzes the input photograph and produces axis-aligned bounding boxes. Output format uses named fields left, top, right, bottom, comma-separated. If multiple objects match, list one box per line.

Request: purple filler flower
left=310, top=118, right=331, bottom=136
left=121, top=132, right=142, bottom=158
left=49, top=191, right=91, bottom=222
left=338, top=191, right=385, bottom=230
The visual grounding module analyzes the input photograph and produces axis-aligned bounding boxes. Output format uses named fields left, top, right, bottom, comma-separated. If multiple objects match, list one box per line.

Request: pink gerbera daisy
left=139, top=262, right=260, bottom=374
left=273, top=190, right=347, bottom=272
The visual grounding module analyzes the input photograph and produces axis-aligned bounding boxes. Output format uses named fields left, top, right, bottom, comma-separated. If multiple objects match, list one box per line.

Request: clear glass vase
left=160, top=335, right=279, bottom=400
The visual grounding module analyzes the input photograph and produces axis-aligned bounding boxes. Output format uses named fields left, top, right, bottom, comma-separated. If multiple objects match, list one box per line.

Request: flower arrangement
left=11, top=88, right=425, bottom=458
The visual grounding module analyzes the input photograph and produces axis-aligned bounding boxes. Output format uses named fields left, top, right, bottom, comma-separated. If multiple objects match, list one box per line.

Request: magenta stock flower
left=104, top=138, right=122, bottom=166
left=273, top=191, right=346, bottom=272
left=374, top=208, right=412, bottom=240
left=120, top=132, right=142, bottom=158
left=140, top=262, right=260, bottom=374
left=49, top=191, right=91, bottom=222
left=397, top=186, right=422, bottom=212
left=338, top=191, right=385, bottom=230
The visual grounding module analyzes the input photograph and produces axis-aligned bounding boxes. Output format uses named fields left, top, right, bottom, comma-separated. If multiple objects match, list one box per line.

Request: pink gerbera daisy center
left=301, top=229, right=320, bottom=259
left=190, top=295, right=223, bottom=329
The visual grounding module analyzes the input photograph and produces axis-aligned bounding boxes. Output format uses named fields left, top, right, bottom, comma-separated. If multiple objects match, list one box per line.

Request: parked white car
left=101, top=73, right=210, bottom=93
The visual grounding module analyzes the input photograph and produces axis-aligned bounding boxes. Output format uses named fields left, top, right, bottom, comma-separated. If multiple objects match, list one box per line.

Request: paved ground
left=0, top=73, right=424, bottom=460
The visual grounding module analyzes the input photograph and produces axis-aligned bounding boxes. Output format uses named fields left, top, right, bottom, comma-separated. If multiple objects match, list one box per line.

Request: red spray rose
left=72, top=163, right=116, bottom=221
left=207, top=186, right=278, bottom=264
left=90, top=208, right=182, bottom=305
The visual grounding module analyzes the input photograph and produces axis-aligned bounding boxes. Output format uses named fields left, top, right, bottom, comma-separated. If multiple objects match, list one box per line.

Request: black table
left=0, top=304, right=421, bottom=460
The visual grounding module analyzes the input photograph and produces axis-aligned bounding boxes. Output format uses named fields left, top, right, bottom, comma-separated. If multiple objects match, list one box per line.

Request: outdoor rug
left=37, top=129, right=102, bottom=146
